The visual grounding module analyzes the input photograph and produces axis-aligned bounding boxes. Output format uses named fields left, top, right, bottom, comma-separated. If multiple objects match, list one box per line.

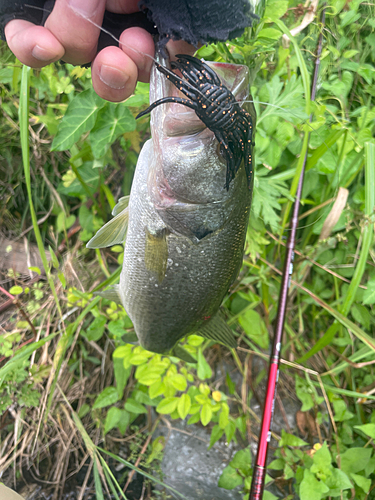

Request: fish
left=87, top=55, right=255, bottom=360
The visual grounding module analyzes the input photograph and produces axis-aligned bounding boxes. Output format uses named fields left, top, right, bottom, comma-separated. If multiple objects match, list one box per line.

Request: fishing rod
left=249, top=5, right=326, bottom=499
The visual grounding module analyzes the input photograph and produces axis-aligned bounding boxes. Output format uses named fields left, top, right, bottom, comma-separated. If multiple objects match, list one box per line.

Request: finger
left=45, top=0, right=107, bottom=65
left=105, top=0, right=140, bottom=13
left=119, top=27, right=154, bottom=83
left=167, top=40, right=197, bottom=60
left=5, top=20, right=65, bottom=68
left=92, top=46, right=137, bottom=102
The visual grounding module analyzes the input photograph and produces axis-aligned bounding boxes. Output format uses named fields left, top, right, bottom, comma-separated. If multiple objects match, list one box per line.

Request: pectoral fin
left=197, top=315, right=237, bottom=348
left=144, top=228, right=168, bottom=283
left=112, top=195, right=130, bottom=216
left=170, top=345, right=197, bottom=363
left=87, top=207, right=129, bottom=248
left=95, top=285, right=122, bottom=305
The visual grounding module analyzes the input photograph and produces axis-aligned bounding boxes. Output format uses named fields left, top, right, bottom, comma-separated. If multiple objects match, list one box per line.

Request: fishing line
left=23, top=3, right=217, bottom=105
left=237, top=98, right=345, bottom=232
left=22, top=3, right=344, bottom=231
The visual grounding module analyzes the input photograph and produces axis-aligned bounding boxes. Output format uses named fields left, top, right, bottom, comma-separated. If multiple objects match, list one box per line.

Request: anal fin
left=170, top=345, right=197, bottom=363
left=197, top=314, right=237, bottom=348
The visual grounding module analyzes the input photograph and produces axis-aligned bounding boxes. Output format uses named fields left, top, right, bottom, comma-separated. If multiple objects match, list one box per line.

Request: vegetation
left=0, top=0, right=374, bottom=498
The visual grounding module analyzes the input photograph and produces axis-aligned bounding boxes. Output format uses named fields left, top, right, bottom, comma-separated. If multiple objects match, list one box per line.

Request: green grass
left=0, top=0, right=374, bottom=499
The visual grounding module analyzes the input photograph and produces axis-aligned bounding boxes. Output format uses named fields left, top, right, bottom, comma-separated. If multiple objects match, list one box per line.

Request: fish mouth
left=162, top=60, right=251, bottom=137
left=163, top=104, right=206, bottom=137
left=148, top=58, right=253, bottom=206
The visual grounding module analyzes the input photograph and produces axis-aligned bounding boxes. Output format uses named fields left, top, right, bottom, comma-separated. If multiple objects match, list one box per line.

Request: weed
left=0, top=0, right=374, bottom=498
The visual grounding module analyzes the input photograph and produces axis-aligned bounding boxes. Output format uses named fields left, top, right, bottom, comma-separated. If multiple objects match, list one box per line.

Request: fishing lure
left=137, top=54, right=254, bottom=191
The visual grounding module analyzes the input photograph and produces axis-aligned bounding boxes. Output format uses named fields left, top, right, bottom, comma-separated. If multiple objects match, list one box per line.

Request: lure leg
left=136, top=97, right=198, bottom=119
left=175, top=54, right=221, bottom=85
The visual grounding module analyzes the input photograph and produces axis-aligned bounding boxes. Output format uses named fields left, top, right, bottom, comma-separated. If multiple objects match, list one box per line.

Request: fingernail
left=68, top=0, right=101, bottom=18
left=99, top=65, right=129, bottom=90
left=31, top=45, right=56, bottom=62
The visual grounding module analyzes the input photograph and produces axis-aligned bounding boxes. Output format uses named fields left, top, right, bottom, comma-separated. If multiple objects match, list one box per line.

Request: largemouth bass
left=88, top=56, right=255, bottom=358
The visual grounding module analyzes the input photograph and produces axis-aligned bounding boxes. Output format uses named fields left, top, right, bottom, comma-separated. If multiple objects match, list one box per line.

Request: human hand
left=4, top=0, right=194, bottom=102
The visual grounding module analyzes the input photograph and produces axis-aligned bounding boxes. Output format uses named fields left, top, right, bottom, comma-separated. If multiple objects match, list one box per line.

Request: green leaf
left=52, top=89, right=105, bottom=150
left=295, top=375, right=320, bottom=412
left=85, top=316, right=107, bottom=342
left=264, top=0, right=288, bottom=20
left=49, top=246, right=59, bottom=269
left=9, top=286, right=23, bottom=295
left=137, top=370, right=162, bottom=386
left=28, top=266, right=41, bottom=275
left=279, top=430, right=308, bottom=447
left=332, top=398, right=354, bottom=422
left=354, top=423, right=375, bottom=439
left=124, top=398, right=147, bottom=414
left=145, top=436, right=165, bottom=465
left=343, top=49, right=359, bottom=58
left=58, top=271, right=66, bottom=289
left=311, top=443, right=331, bottom=474
left=230, top=448, right=251, bottom=476
left=257, top=28, right=282, bottom=40
left=187, top=413, right=200, bottom=425
left=208, top=425, right=223, bottom=450
left=326, top=468, right=352, bottom=493
left=56, top=212, right=76, bottom=232
left=200, top=403, right=212, bottom=426
left=177, top=393, right=191, bottom=420
left=340, top=447, right=372, bottom=475
left=363, top=276, right=375, bottom=304
left=106, top=319, right=128, bottom=338
left=224, top=419, right=236, bottom=444
left=218, top=465, right=243, bottom=490
left=351, top=473, right=371, bottom=493
left=113, top=356, right=130, bottom=398
left=118, top=410, right=131, bottom=435
left=170, top=374, right=187, bottom=392
left=263, top=491, right=278, bottom=500
left=90, top=104, right=136, bottom=158
left=238, top=309, right=269, bottom=349
left=197, top=348, right=212, bottom=380
left=300, top=469, right=329, bottom=500
left=149, top=379, right=166, bottom=399
left=252, top=171, right=290, bottom=232
left=93, top=386, right=120, bottom=409
left=219, top=402, right=229, bottom=429
left=268, top=458, right=285, bottom=470
left=104, top=407, right=122, bottom=434
left=156, top=397, right=178, bottom=415
left=57, top=163, right=99, bottom=197
left=226, top=373, right=236, bottom=394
